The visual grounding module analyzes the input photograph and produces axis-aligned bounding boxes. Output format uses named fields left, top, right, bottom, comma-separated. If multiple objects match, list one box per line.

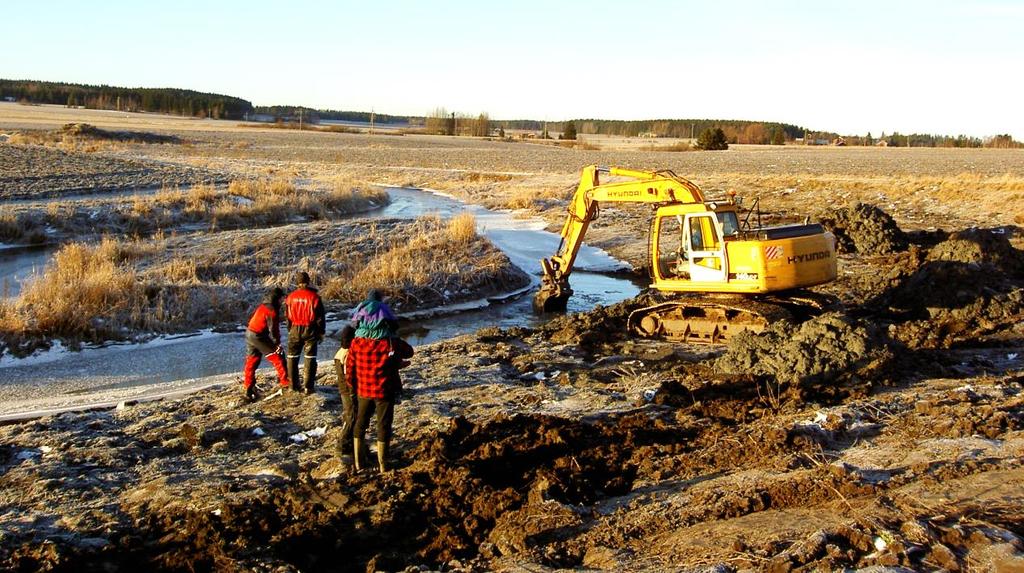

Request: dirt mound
left=0, top=409, right=670, bottom=572
left=819, top=203, right=908, bottom=255
left=58, top=123, right=182, bottom=144
left=714, top=312, right=893, bottom=388
left=538, top=292, right=659, bottom=347
left=862, top=234, right=1024, bottom=348
left=926, top=227, right=1024, bottom=273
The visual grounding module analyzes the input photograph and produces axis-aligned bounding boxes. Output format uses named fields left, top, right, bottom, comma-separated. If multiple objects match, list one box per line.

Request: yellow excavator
left=534, top=165, right=838, bottom=343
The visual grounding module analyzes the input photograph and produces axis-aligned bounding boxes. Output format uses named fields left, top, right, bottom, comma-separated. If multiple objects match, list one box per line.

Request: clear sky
left=3, top=0, right=1022, bottom=138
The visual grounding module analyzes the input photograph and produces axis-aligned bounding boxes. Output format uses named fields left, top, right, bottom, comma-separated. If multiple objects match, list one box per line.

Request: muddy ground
left=1, top=208, right=1023, bottom=572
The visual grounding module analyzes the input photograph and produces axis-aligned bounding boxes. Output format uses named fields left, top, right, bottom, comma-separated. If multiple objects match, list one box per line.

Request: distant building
left=876, top=140, right=889, bottom=147
left=639, top=132, right=658, bottom=138
left=2, top=96, right=15, bottom=102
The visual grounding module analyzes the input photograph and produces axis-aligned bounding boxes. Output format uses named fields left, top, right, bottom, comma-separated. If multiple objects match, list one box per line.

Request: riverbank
left=0, top=214, right=530, bottom=357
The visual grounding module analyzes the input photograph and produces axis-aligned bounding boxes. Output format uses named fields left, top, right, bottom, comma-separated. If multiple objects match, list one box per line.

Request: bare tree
left=425, top=107, right=449, bottom=135
left=472, top=113, right=490, bottom=137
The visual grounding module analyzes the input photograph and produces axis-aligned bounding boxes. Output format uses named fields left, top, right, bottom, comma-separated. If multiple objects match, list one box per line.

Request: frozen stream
left=0, top=187, right=641, bottom=419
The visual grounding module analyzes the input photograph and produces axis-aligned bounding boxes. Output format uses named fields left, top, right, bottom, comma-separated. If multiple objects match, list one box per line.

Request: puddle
left=0, top=244, right=56, bottom=298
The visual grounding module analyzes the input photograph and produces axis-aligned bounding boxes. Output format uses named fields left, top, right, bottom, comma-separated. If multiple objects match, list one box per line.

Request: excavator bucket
left=533, top=280, right=572, bottom=313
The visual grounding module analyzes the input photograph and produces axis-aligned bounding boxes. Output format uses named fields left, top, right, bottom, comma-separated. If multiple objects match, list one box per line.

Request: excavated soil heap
left=714, top=313, right=894, bottom=391
left=538, top=293, right=658, bottom=347
left=819, top=202, right=908, bottom=255
left=865, top=228, right=1024, bottom=348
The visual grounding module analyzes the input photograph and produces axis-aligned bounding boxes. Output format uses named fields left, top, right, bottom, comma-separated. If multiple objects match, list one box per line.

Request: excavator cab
left=652, top=206, right=740, bottom=284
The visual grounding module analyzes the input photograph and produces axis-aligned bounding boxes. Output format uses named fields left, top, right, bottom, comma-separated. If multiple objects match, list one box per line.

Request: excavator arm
left=534, top=165, right=705, bottom=312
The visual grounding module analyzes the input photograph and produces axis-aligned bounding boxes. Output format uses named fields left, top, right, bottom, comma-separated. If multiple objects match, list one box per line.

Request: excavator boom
left=534, top=165, right=705, bottom=312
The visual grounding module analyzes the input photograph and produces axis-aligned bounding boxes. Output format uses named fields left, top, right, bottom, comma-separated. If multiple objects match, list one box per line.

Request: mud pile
left=538, top=293, right=657, bottom=347
left=0, top=404, right=677, bottom=572
left=926, top=227, right=1024, bottom=272
left=819, top=202, right=908, bottom=255
left=865, top=229, right=1024, bottom=348
left=714, top=312, right=893, bottom=389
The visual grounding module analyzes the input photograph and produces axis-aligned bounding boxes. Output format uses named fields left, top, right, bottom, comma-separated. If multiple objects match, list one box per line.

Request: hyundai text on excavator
left=534, top=165, right=838, bottom=343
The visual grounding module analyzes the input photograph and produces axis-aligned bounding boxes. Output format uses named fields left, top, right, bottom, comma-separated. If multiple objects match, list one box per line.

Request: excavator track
left=626, top=294, right=835, bottom=344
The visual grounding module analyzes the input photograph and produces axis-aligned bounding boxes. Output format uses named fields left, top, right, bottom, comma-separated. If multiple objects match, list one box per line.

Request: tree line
left=823, top=131, right=1022, bottom=148
left=557, top=118, right=804, bottom=143
left=0, top=79, right=253, bottom=120
left=252, top=106, right=412, bottom=125
left=6, top=78, right=1015, bottom=147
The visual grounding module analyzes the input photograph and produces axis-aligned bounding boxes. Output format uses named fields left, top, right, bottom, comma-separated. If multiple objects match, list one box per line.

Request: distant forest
left=253, top=106, right=414, bottom=124
left=561, top=119, right=804, bottom=144
left=0, top=79, right=253, bottom=120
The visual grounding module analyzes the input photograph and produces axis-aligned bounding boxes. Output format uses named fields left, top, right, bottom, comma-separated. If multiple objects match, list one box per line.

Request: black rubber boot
left=242, top=384, right=259, bottom=402
left=303, top=356, right=317, bottom=394
left=286, top=357, right=301, bottom=392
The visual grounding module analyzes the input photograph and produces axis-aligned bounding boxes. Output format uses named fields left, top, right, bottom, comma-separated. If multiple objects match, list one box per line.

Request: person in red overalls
left=285, top=271, right=326, bottom=395
left=242, top=287, right=290, bottom=401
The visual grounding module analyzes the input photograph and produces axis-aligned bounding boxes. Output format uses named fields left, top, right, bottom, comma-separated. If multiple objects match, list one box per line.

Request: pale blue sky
left=3, top=0, right=1022, bottom=138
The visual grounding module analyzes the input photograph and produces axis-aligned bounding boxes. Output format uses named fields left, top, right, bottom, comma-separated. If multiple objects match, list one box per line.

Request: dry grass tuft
left=0, top=213, right=48, bottom=244
left=0, top=215, right=527, bottom=352
left=447, top=212, right=477, bottom=243
left=465, top=172, right=515, bottom=183
left=8, top=239, right=145, bottom=338
left=1, top=179, right=390, bottom=245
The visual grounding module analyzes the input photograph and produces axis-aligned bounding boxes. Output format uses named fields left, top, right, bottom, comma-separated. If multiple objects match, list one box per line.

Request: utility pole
left=690, top=122, right=695, bottom=142
left=370, top=108, right=375, bottom=135
left=298, top=109, right=303, bottom=131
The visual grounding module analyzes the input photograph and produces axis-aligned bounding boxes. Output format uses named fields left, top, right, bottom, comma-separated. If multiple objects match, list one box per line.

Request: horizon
left=2, top=1, right=1022, bottom=139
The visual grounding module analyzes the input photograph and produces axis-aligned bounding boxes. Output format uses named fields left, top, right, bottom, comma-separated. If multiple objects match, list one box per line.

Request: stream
left=0, top=187, right=641, bottom=418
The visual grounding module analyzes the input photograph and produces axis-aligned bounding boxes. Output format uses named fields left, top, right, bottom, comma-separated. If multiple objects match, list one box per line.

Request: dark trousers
left=287, top=325, right=319, bottom=392
left=334, top=359, right=357, bottom=454
left=354, top=397, right=394, bottom=443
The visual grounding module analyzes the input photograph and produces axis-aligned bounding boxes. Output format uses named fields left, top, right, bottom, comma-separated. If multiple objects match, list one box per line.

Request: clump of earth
left=714, top=312, right=894, bottom=391
left=860, top=228, right=1024, bottom=348
left=819, top=202, right=908, bottom=255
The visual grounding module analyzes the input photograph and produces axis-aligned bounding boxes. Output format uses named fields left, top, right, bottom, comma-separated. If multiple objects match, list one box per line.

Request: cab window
left=657, top=215, right=686, bottom=278
left=719, top=212, right=739, bottom=237
left=691, top=215, right=720, bottom=251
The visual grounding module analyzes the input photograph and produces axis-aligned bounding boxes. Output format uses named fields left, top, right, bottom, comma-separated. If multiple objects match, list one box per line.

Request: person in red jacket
left=285, top=271, right=326, bottom=395
left=242, top=287, right=290, bottom=401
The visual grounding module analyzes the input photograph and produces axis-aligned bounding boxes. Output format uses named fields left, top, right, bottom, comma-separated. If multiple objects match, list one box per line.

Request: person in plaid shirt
left=346, top=331, right=413, bottom=472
